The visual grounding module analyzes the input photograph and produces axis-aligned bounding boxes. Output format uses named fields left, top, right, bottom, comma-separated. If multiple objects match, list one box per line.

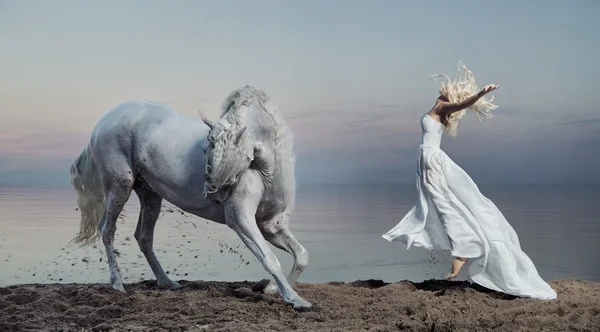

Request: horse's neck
left=234, top=109, right=295, bottom=209
left=227, top=107, right=293, bottom=186
left=232, top=109, right=272, bottom=132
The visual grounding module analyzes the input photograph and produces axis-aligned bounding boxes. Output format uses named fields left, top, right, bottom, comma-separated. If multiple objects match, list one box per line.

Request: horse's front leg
left=224, top=184, right=312, bottom=312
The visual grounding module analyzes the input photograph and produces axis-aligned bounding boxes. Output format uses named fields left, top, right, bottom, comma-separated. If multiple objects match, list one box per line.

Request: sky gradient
left=1, top=0, right=599, bottom=186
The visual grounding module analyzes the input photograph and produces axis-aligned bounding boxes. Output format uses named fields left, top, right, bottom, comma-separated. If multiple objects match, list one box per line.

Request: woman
left=382, top=61, right=557, bottom=300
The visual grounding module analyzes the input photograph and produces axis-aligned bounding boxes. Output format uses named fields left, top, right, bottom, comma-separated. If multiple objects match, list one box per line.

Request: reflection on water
left=0, top=184, right=599, bottom=286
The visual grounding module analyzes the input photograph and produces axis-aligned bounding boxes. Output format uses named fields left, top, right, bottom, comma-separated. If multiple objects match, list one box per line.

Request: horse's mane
left=211, top=86, right=296, bottom=211
left=219, top=85, right=268, bottom=116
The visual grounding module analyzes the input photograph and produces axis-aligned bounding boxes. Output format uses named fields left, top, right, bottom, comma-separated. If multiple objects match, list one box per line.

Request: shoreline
left=1, top=278, right=599, bottom=331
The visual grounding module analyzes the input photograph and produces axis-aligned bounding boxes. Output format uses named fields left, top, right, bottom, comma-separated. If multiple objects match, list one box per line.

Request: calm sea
left=1, top=184, right=599, bottom=287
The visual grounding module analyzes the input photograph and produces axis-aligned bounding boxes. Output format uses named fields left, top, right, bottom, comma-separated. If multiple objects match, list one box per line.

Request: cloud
left=285, top=100, right=422, bottom=157
left=554, top=117, right=600, bottom=127
left=152, top=97, right=211, bottom=106
left=0, top=131, right=88, bottom=170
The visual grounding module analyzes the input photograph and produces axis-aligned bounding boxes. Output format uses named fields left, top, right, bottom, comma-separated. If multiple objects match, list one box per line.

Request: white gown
left=382, top=114, right=557, bottom=300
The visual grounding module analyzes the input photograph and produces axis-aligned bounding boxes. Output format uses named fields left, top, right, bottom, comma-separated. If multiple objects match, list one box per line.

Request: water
left=0, top=184, right=599, bottom=287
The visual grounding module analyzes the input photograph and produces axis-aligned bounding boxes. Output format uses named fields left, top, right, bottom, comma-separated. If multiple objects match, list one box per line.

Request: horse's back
left=90, top=101, right=204, bottom=149
left=92, top=101, right=178, bottom=138
left=87, top=101, right=215, bottom=213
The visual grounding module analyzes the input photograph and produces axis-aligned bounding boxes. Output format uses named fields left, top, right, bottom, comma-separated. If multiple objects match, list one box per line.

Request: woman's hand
left=479, top=84, right=499, bottom=96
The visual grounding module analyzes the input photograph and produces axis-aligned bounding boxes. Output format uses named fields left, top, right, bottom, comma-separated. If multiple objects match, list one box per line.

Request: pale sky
left=1, top=0, right=599, bottom=186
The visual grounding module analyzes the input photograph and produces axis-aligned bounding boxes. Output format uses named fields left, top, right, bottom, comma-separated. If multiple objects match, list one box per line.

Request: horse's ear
left=235, top=126, right=247, bottom=144
left=253, top=143, right=263, bottom=155
left=198, top=110, right=215, bottom=129
left=249, top=142, right=265, bottom=161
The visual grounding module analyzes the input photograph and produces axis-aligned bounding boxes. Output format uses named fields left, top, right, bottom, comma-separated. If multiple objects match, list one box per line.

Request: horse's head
left=198, top=111, right=253, bottom=202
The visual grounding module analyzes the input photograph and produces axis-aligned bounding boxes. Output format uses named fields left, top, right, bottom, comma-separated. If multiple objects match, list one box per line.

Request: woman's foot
left=446, top=257, right=467, bottom=279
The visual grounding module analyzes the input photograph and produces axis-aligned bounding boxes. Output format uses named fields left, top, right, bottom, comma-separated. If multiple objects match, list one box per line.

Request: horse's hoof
left=263, top=282, right=279, bottom=295
left=252, top=279, right=271, bottom=293
left=112, top=284, right=127, bottom=293
left=293, top=303, right=313, bottom=313
left=158, top=279, right=182, bottom=290
left=291, top=299, right=313, bottom=313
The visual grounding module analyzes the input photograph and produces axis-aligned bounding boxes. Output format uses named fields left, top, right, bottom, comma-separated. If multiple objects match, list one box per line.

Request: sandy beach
left=1, top=278, right=598, bottom=332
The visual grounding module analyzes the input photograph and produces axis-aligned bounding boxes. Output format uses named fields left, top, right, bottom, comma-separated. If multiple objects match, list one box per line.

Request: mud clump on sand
left=0, top=279, right=598, bottom=332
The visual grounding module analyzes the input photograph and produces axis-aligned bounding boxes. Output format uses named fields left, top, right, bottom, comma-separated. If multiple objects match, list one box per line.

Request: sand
left=1, top=278, right=598, bottom=332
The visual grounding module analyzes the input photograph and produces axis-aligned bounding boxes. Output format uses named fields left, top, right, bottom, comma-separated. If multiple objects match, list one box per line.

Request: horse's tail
left=70, top=144, right=105, bottom=246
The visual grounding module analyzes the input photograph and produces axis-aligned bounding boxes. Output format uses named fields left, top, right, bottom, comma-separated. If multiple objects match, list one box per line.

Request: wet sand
left=1, top=278, right=598, bottom=332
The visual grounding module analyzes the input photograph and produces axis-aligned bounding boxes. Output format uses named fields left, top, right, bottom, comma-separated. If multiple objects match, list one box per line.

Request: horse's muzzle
left=202, top=183, right=230, bottom=205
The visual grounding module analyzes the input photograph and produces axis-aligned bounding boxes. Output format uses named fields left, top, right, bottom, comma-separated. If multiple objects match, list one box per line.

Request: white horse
left=69, top=85, right=312, bottom=311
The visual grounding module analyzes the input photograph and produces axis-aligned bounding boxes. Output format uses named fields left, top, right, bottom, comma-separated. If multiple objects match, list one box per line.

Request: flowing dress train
left=382, top=114, right=557, bottom=300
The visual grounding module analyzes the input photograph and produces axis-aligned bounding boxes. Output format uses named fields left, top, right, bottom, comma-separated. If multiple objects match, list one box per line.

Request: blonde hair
left=431, top=61, right=498, bottom=137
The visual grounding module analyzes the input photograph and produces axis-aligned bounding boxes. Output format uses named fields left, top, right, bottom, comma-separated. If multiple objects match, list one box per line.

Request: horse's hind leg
left=99, top=173, right=134, bottom=292
left=259, top=212, right=309, bottom=295
left=133, top=186, right=181, bottom=289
